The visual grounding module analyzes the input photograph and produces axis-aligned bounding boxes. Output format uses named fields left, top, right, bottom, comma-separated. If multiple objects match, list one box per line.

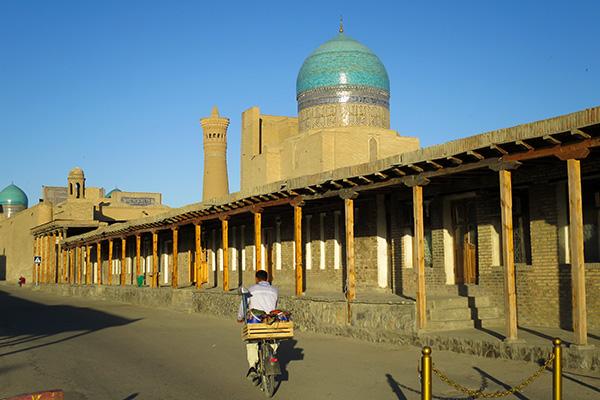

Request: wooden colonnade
left=50, top=136, right=593, bottom=346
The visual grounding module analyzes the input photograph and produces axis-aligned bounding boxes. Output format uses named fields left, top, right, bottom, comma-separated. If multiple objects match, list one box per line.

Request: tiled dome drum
left=296, top=32, right=390, bottom=132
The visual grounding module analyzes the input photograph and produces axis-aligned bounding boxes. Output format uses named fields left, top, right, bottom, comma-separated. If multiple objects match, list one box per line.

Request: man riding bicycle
left=237, top=270, right=278, bottom=382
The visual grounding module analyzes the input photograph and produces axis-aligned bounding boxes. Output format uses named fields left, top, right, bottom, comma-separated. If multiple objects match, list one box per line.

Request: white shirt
left=238, top=281, right=278, bottom=320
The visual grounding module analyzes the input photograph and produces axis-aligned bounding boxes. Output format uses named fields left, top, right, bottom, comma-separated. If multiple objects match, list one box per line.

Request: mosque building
left=1, top=26, right=599, bottom=352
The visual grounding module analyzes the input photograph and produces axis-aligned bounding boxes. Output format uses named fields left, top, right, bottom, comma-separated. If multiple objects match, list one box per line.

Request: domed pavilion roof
left=0, top=184, right=29, bottom=207
left=68, top=167, right=85, bottom=178
left=296, top=31, right=390, bottom=96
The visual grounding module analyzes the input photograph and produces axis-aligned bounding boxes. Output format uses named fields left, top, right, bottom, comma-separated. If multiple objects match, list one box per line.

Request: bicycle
left=254, top=337, right=281, bottom=397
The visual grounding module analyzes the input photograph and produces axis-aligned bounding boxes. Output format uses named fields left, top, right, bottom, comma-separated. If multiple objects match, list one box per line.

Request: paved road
left=0, top=286, right=598, bottom=400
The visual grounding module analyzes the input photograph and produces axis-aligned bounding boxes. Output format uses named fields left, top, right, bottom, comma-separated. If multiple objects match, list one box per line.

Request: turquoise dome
left=296, top=32, right=390, bottom=96
left=0, top=184, right=28, bottom=207
left=106, top=188, right=122, bottom=198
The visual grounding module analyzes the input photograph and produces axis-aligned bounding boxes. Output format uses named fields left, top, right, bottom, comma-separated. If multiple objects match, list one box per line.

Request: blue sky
left=1, top=0, right=599, bottom=207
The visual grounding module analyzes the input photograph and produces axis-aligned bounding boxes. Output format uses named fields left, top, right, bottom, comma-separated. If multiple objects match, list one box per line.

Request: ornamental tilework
left=296, top=33, right=390, bottom=95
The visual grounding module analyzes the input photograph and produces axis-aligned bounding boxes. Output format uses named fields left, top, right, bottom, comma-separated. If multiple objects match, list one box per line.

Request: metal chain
left=431, top=353, right=555, bottom=398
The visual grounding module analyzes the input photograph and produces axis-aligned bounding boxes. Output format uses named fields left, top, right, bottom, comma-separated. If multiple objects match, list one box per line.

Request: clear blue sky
left=1, top=0, right=599, bottom=207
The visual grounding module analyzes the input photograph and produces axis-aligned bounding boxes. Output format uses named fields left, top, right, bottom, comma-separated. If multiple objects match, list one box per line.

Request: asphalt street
left=0, top=286, right=598, bottom=399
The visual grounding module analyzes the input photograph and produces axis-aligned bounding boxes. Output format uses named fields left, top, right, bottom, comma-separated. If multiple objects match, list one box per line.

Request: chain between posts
left=419, top=338, right=563, bottom=400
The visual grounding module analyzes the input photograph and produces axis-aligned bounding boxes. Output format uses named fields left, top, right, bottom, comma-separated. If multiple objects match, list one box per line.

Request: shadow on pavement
left=0, top=289, right=140, bottom=358
left=472, top=367, right=529, bottom=400
left=275, top=338, right=304, bottom=382
left=385, top=370, right=487, bottom=400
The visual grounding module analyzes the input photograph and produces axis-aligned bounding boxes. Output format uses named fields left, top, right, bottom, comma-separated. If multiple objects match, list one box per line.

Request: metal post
left=553, top=338, right=562, bottom=400
left=421, top=346, right=432, bottom=400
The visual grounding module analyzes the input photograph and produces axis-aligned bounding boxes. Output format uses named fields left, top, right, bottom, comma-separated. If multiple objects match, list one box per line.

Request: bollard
left=553, top=338, right=562, bottom=400
left=421, top=346, right=432, bottom=400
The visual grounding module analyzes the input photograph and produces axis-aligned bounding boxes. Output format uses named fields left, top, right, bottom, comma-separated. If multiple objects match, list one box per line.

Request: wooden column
left=77, top=246, right=83, bottom=284
left=50, top=235, right=55, bottom=283
left=32, top=237, right=38, bottom=284
left=221, top=217, right=229, bottom=291
left=254, top=211, right=262, bottom=270
left=171, top=228, right=178, bottom=288
left=293, top=204, right=303, bottom=295
left=344, top=199, right=356, bottom=301
left=413, top=186, right=427, bottom=330
left=107, top=239, right=113, bottom=285
left=46, top=234, right=51, bottom=283
left=121, top=237, right=127, bottom=286
left=85, top=244, right=91, bottom=285
left=96, top=242, right=102, bottom=285
left=135, top=234, right=141, bottom=285
left=567, top=159, right=588, bottom=346
left=62, top=230, right=67, bottom=282
left=195, top=223, right=202, bottom=288
left=499, top=170, right=518, bottom=341
left=69, top=248, right=75, bottom=284
left=62, top=248, right=68, bottom=284
left=56, top=231, right=62, bottom=283
left=152, top=231, right=158, bottom=288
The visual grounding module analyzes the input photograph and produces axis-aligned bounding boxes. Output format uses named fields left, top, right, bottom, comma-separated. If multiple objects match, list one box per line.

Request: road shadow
left=0, top=289, right=140, bottom=358
left=385, top=369, right=487, bottom=400
left=385, top=373, right=408, bottom=400
left=275, top=338, right=304, bottom=382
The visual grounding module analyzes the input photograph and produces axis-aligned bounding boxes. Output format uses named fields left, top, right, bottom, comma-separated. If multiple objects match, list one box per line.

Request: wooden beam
left=490, top=144, right=508, bottom=155
left=413, top=186, right=426, bottom=330
left=86, top=244, right=91, bottom=285
left=254, top=211, right=262, bottom=271
left=426, top=160, right=443, bottom=170
left=408, top=164, right=424, bottom=173
left=221, top=218, right=229, bottom=291
left=120, top=237, right=126, bottom=286
left=499, top=170, right=518, bottom=341
left=96, top=242, right=102, bottom=285
left=195, top=223, right=202, bottom=289
left=171, top=228, right=178, bottom=288
left=391, top=167, right=406, bottom=176
left=543, top=135, right=561, bottom=145
left=567, top=159, right=588, bottom=346
left=344, top=199, right=355, bottom=301
left=374, top=172, right=388, bottom=180
left=516, top=140, right=534, bottom=151
left=467, top=150, right=485, bottom=160
left=571, top=128, right=591, bottom=139
left=152, top=232, right=158, bottom=288
left=503, top=137, right=600, bottom=162
left=446, top=156, right=463, bottom=165
left=294, top=204, right=303, bottom=296
left=107, top=239, right=113, bottom=286
left=135, top=234, right=141, bottom=285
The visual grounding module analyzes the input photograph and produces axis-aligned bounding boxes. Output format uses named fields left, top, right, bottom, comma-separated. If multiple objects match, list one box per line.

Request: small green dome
left=0, top=184, right=28, bottom=207
left=106, top=188, right=122, bottom=198
left=296, top=32, right=390, bottom=96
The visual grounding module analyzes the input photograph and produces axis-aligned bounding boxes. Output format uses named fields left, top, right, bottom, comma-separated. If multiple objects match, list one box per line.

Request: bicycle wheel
left=260, top=342, right=276, bottom=398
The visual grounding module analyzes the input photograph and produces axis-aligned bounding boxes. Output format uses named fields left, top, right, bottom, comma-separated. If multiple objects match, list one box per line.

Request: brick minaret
left=201, top=106, right=230, bottom=201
